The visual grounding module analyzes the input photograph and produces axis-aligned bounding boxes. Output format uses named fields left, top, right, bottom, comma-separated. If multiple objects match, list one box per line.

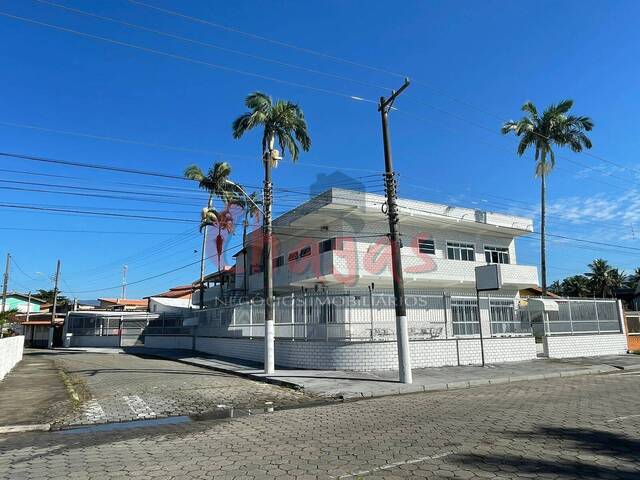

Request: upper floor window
left=447, top=242, right=475, bottom=261
left=485, top=246, right=510, bottom=264
left=418, top=238, right=435, bottom=255
left=273, top=255, right=284, bottom=268
left=288, top=251, right=299, bottom=262
left=300, top=246, right=312, bottom=258
left=319, top=238, right=336, bottom=254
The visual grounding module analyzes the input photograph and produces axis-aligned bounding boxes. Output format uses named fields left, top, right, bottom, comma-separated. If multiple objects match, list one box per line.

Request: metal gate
left=119, top=315, right=151, bottom=347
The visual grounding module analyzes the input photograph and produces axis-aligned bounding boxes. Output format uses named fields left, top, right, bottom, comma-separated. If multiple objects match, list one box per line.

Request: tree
left=35, top=289, right=69, bottom=306
left=232, top=91, right=311, bottom=373
left=626, top=267, right=640, bottom=290
left=502, top=100, right=593, bottom=294
left=561, top=275, right=591, bottom=297
left=586, top=259, right=615, bottom=298
left=0, top=308, right=18, bottom=338
left=184, top=161, right=239, bottom=308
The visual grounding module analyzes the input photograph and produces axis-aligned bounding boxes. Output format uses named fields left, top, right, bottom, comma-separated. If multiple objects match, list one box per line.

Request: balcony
left=247, top=241, right=539, bottom=292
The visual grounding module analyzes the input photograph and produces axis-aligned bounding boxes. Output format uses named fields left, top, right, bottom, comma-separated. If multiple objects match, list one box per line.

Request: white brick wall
left=160, top=335, right=538, bottom=371
left=0, top=335, right=24, bottom=380
left=544, top=333, right=627, bottom=358
left=145, top=335, right=194, bottom=350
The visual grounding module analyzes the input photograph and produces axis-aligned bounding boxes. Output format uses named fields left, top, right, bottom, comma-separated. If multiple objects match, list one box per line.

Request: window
left=273, top=255, right=284, bottom=268
left=485, top=246, right=510, bottom=264
left=288, top=251, right=299, bottom=262
left=447, top=242, right=475, bottom=261
left=319, top=238, right=337, bottom=254
left=418, top=238, right=435, bottom=255
left=451, top=298, right=480, bottom=336
left=300, top=246, right=312, bottom=258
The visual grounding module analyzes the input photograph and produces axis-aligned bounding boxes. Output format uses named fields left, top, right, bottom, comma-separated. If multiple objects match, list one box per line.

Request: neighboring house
left=235, top=188, right=539, bottom=296
left=147, top=285, right=195, bottom=313
left=193, top=267, right=237, bottom=307
left=1, top=292, right=46, bottom=313
left=149, top=297, right=192, bottom=313
left=97, top=298, right=149, bottom=311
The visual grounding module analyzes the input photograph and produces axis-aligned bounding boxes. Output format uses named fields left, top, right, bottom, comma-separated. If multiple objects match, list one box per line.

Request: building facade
left=235, top=188, right=538, bottom=296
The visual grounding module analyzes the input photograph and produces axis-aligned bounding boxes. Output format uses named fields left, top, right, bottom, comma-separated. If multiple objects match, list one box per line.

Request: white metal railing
left=193, top=291, right=528, bottom=341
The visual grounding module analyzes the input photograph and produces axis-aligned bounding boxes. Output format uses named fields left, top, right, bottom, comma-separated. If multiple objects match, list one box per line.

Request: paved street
left=55, top=352, right=316, bottom=427
left=1, top=369, right=638, bottom=479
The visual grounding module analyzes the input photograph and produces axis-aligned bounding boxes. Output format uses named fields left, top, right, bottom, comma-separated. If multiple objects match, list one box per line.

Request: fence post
left=303, top=293, right=308, bottom=341
left=567, top=299, right=574, bottom=334
left=369, top=287, right=374, bottom=341
left=291, top=292, right=295, bottom=340
left=594, top=298, right=600, bottom=333
left=442, top=292, right=448, bottom=340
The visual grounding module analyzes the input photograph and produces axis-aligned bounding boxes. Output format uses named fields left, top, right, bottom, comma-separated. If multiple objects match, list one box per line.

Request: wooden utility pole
left=379, top=78, right=412, bottom=384
left=48, top=259, right=61, bottom=349
left=1, top=253, right=9, bottom=313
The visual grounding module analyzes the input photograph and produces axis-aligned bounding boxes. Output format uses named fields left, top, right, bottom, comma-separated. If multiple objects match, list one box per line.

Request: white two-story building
left=147, top=188, right=627, bottom=370
left=236, top=188, right=539, bottom=296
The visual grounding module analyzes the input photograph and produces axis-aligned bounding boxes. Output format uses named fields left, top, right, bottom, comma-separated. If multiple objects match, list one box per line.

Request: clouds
left=547, top=189, right=640, bottom=240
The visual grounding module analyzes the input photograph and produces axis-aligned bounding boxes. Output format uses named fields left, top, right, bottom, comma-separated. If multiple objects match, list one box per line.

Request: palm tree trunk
left=199, top=195, right=213, bottom=310
left=540, top=171, right=547, bottom=295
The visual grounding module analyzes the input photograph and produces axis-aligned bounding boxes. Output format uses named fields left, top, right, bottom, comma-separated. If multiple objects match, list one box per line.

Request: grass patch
left=54, top=361, right=90, bottom=409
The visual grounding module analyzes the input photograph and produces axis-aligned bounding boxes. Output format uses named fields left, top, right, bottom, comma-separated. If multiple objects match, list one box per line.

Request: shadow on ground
left=451, top=426, right=639, bottom=479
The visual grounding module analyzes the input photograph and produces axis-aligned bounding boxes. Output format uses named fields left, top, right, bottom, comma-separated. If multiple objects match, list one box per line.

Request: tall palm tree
left=502, top=100, right=593, bottom=294
left=232, top=92, right=311, bottom=374
left=184, top=161, right=238, bottom=308
left=586, top=259, right=614, bottom=298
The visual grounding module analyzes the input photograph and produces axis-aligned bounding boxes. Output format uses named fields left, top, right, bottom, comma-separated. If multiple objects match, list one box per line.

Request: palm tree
left=184, top=161, right=238, bottom=308
left=586, top=259, right=614, bottom=298
left=502, top=100, right=593, bottom=294
left=627, top=267, right=640, bottom=290
left=232, top=92, right=311, bottom=373
left=561, top=275, right=591, bottom=297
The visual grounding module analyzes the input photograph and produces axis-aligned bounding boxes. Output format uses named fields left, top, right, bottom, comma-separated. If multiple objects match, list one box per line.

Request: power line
left=0, top=11, right=377, bottom=104
left=35, top=0, right=391, bottom=93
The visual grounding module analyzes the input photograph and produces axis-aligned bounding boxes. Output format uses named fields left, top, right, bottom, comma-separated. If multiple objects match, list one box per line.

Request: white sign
left=475, top=264, right=502, bottom=292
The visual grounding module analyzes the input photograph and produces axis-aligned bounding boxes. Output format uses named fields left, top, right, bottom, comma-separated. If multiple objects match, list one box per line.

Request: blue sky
left=1, top=0, right=639, bottom=299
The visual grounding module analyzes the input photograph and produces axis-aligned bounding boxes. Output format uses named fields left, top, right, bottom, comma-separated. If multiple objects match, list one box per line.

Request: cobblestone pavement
left=53, top=352, right=315, bottom=427
left=1, top=370, right=638, bottom=479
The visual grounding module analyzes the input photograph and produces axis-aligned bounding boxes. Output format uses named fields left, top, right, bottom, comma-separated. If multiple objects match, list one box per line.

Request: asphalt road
left=1, top=368, right=638, bottom=479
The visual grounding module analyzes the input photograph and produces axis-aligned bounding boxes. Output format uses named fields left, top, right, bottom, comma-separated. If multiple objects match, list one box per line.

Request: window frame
left=273, top=255, right=284, bottom=268
left=446, top=241, right=476, bottom=262
left=288, top=251, right=299, bottom=263
left=299, top=246, right=312, bottom=258
left=484, top=245, right=510, bottom=265
left=417, top=238, right=436, bottom=255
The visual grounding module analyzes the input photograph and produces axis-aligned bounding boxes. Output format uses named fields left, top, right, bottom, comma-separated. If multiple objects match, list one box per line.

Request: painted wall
left=0, top=335, right=24, bottom=380
left=147, top=335, right=538, bottom=371
left=5, top=297, right=41, bottom=313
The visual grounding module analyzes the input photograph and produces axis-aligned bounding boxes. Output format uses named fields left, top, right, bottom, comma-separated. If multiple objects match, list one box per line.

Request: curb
left=141, top=350, right=620, bottom=401
left=0, top=424, right=51, bottom=434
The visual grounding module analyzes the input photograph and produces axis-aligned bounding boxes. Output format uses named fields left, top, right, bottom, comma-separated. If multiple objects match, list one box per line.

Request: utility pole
left=379, top=78, right=412, bottom=384
left=121, top=265, right=128, bottom=300
left=48, top=259, right=61, bottom=350
left=26, top=291, right=32, bottom=322
left=1, top=253, right=9, bottom=313
left=262, top=154, right=275, bottom=374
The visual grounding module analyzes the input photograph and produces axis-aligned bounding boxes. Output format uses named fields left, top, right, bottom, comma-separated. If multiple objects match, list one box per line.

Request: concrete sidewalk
left=0, top=350, right=74, bottom=432
left=133, top=347, right=640, bottom=399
